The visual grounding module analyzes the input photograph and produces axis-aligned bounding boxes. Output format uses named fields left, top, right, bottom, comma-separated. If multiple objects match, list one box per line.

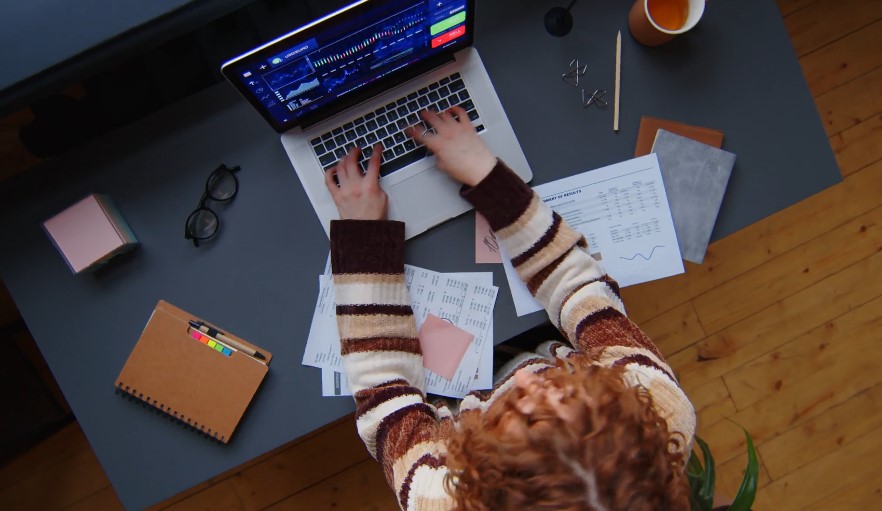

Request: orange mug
left=628, top=0, right=706, bottom=46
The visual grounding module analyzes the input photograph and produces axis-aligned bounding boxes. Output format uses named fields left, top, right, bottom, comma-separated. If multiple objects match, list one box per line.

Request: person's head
left=444, top=360, right=690, bottom=511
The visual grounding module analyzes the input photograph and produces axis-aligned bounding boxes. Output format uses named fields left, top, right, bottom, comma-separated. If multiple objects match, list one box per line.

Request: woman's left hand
left=324, top=144, right=387, bottom=220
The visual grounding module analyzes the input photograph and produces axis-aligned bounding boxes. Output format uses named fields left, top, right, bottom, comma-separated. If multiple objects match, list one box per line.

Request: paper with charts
left=303, top=265, right=498, bottom=398
left=502, top=154, right=684, bottom=316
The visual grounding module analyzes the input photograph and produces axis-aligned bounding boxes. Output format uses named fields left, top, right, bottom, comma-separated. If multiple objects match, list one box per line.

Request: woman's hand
left=405, top=106, right=497, bottom=187
left=324, top=144, right=388, bottom=221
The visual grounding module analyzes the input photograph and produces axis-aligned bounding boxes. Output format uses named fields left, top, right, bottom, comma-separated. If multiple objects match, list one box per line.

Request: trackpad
left=388, top=169, right=470, bottom=226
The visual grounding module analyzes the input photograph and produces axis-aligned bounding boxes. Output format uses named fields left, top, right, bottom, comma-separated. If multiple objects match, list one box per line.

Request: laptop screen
left=222, top=0, right=474, bottom=132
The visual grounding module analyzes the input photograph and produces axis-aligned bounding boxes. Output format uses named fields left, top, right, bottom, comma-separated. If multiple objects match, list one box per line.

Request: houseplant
left=687, top=429, right=759, bottom=511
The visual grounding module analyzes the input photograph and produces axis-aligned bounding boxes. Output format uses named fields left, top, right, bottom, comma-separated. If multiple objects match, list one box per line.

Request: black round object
left=544, top=6, right=574, bottom=37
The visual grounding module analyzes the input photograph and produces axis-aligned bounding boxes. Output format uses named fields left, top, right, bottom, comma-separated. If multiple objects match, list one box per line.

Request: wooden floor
left=3, top=0, right=882, bottom=509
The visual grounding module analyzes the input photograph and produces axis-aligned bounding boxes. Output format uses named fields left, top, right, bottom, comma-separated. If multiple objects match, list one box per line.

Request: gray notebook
left=651, top=129, right=736, bottom=264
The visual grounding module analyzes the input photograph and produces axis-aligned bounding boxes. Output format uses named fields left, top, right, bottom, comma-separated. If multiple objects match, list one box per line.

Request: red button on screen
left=431, top=25, right=466, bottom=48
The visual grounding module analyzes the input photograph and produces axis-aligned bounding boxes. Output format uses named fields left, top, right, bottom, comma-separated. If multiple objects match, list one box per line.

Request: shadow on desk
left=0, top=286, right=72, bottom=465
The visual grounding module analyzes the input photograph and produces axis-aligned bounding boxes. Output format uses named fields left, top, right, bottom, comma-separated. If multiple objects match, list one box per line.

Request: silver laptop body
left=222, top=0, right=532, bottom=239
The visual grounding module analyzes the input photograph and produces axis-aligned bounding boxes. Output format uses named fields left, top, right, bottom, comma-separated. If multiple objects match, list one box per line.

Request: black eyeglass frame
left=184, top=164, right=241, bottom=247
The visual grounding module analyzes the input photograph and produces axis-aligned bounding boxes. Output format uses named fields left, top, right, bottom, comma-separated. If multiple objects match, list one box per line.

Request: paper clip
left=562, top=58, right=588, bottom=87
left=582, top=89, right=608, bottom=108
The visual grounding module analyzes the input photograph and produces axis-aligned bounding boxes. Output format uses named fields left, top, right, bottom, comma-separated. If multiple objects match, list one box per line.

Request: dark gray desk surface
left=0, top=1, right=839, bottom=509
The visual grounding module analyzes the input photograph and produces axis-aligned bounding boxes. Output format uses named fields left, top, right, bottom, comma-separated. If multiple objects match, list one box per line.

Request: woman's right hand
left=405, top=106, right=497, bottom=187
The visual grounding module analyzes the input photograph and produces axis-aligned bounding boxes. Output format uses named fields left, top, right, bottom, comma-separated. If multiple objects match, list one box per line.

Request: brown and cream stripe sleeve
left=462, top=162, right=695, bottom=451
left=330, top=220, right=452, bottom=510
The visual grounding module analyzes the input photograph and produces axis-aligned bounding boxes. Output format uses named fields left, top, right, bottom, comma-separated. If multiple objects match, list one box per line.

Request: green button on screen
left=430, top=11, right=466, bottom=36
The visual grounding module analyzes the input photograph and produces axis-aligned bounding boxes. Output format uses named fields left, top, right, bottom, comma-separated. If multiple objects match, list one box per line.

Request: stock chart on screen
left=234, top=0, right=469, bottom=123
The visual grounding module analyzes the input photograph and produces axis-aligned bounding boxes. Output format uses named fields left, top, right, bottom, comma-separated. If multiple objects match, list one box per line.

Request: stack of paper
left=303, top=260, right=498, bottom=399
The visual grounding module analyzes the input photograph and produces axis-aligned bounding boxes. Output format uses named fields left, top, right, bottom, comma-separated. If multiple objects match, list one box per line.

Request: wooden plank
left=147, top=416, right=357, bottom=510
left=803, top=470, right=882, bottom=511
left=756, top=428, right=882, bottom=509
left=830, top=113, right=882, bottom=178
left=637, top=301, right=706, bottom=358
left=799, top=19, right=882, bottom=96
left=692, top=203, right=882, bottom=335
left=620, top=159, right=882, bottom=325
left=816, top=65, right=882, bottom=136
left=688, top=377, right=738, bottom=429
left=758, top=381, right=882, bottom=480
left=0, top=422, right=87, bottom=490
left=0, top=444, right=113, bottom=511
left=162, top=480, right=245, bottom=511
left=723, top=294, right=882, bottom=409
left=776, top=0, right=824, bottom=18
left=227, top=419, right=369, bottom=511
left=62, top=487, right=124, bottom=511
left=697, top=395, right=737, bottom=431
left=695, top=316, right=882, bottom=467
left=783, top=0, right=882, bottom=56
left=675, top=246, right=882, bottom=394
left=262, top=458, right=399, bottom=511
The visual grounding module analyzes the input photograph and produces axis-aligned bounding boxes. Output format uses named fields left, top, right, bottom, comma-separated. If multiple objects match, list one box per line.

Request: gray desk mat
left=0, top=1, right=839, bottom=509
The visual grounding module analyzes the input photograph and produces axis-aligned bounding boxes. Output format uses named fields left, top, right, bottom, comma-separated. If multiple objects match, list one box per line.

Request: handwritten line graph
left=619, top=245, right=665, bottom=261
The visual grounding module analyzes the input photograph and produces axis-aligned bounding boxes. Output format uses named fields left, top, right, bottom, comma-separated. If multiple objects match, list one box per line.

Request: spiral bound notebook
left=115, top=300, right=272, bottom=444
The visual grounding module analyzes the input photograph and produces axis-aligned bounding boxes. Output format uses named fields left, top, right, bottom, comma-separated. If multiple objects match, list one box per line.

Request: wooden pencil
left=614, top=30, right=621, bottom=132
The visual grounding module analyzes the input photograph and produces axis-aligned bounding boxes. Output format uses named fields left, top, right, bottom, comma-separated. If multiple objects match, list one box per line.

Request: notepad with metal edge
left=651, top=129, right=736, bottom=265
left=114, top=300, right=271, bottom=444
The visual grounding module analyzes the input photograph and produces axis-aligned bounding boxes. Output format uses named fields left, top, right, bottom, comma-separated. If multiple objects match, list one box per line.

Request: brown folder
left=115, top=300, right=271, bottom=444
left=634, top=116, right=725, bottom=157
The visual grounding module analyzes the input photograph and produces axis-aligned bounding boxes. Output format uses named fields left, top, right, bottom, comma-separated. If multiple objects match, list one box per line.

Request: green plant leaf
left=727, top=430, right=759, bottom=511
left=687, top=448, right=704, bottom=477
left=687, top=447, right=706, bottom=511
left=694, top=436, right=716, bottom=509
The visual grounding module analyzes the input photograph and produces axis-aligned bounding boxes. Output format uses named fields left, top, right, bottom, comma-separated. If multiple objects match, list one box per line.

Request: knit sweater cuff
left=460, top=160, right=534, bottom=232
left=330, top=220, right=405, bottom=274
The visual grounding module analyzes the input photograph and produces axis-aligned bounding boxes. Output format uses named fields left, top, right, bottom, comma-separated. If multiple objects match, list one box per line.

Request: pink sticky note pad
left=42, top=194, right=135, bottom=273
left=475, top=212, right=502, bottom=264
left=418, top=313, right=474, bottom=380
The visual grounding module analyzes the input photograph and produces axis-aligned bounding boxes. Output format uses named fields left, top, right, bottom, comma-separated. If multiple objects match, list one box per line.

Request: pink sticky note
left=42, top=194, right=137, bottom=273
left=475, top=212, right=502, bottom=264
left=418, top=313, right=474, bottom=380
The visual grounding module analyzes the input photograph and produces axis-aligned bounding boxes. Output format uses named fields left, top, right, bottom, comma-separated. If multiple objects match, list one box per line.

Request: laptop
left=221, top=0, right=533, bottom=239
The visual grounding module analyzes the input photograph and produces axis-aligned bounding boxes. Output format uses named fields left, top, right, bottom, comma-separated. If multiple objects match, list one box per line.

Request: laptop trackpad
left=387, top=168, right=470, bottom=226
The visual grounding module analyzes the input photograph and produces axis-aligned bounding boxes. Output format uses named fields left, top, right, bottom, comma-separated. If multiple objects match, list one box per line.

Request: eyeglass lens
left=186, top=208, right=219, bottom=240
left=206, top=168, right=237, bottom=201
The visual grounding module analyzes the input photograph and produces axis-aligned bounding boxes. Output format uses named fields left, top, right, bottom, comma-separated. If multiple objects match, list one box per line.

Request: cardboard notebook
left=634, top=116, right=725, bottom=157
left=115, top=300, right=271, bottom=444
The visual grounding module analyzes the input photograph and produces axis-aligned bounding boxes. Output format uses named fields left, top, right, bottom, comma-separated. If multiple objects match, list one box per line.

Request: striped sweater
left=330, top=161, right=696, bottom=511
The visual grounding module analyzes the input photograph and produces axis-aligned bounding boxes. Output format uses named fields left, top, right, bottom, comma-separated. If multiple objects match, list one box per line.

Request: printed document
left=304, top=265, right=497, bottom=398
left=503, top=154, right=684, bottom=316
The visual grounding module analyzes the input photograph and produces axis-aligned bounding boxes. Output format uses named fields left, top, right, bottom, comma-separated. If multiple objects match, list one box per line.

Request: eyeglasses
left=184, top=164, right=240, bottom=246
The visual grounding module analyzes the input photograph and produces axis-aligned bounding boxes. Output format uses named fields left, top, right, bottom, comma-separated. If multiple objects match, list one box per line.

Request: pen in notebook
left=188, top=320, right=267, bottom=361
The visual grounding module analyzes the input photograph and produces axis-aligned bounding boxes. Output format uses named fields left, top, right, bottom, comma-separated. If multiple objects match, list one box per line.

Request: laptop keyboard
left=309, top=72, right=484, bottom=178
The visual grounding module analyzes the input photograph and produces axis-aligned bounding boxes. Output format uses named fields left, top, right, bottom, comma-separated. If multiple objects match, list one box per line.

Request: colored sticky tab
left=418, top=313, right=474, bottom=380
left=207, top=340, right=217, bottom=349
left=213, top=344, right=224, bottom=353
left=221, top=347, right=232, bottom=356
left=190, top=330, right=209, bottom=344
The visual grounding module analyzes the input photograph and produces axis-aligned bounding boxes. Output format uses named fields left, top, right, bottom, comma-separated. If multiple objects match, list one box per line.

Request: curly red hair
left=444, top=360, right=690, bottom=511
